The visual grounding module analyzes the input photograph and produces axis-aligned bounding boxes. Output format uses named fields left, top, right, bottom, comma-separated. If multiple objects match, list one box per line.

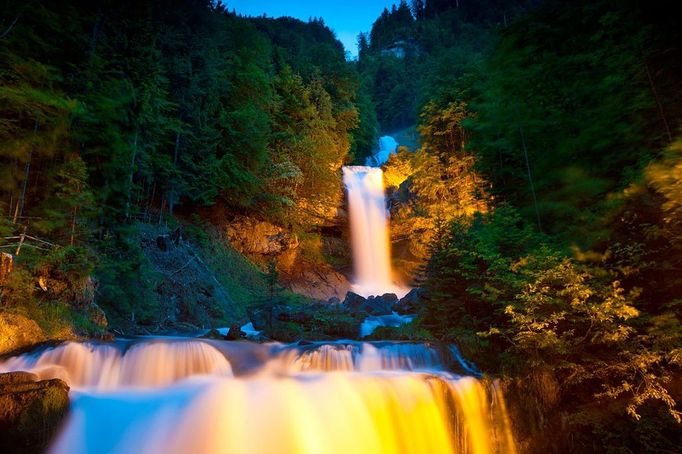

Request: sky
left=226, top=0, right=399, bottom=58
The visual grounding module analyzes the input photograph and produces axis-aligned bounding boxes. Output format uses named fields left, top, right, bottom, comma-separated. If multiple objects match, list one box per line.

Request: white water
left=0, top=340, right=515, bottom=454
left=343, top=166, right=406, bottom=297
left=365, top=135, right=398, bottom=166
left=360, top=312, right=416, bottom=337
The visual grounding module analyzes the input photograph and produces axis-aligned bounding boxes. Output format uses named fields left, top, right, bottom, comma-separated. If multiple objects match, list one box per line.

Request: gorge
left=0, top=159, right=517, bottom=454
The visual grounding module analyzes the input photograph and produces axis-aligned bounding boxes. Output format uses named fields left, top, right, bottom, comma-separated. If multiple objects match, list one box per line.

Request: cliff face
left=223, top=216, right=351, bottom=302
left=0, top=313, right=45, bottom=356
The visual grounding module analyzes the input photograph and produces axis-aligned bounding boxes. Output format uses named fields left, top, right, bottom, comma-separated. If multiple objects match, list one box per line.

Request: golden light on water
left=165, top=373, right=511, bottom=454
left=1, top=340, right=516, bottom=454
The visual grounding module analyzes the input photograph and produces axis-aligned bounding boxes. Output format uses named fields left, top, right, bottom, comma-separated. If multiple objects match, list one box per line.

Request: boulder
left=225, top=323, right=244, bottom=340
left=202, top=329, right=224, bottom=340
left=342, top=291, right=367, bottom=311
left=248, top=308, right=270, bottom=331
left=327, top=296, right=341, bottom=306
left=0, top=372, right=38, bottom=385
left=0, top=372, right=70, bottom=453
left=0, top=312, right=46, bottom=356
left=249, top=305, right=301, bottom=330
left=365, top=293, right=397, bottom=316
left=393, top=288, right=423, bottom=314
left=286, top=268, right=350, bottom=301
left=341, top=292, right=396, bottom=316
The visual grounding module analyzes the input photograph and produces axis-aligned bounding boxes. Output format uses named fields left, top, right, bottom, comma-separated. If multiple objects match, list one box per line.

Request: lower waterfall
left=0, top=339, right=516, bottom=454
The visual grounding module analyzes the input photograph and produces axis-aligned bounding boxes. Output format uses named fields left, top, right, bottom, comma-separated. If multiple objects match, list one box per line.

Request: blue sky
left=226, top=1, right=399, bottom=58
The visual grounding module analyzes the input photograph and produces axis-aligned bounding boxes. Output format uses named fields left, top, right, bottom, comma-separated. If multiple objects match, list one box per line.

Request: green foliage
left=94, top=227, right=161, bottom=326
left=199, top=227, right=270, bottom=316
left=466, top=0, right=681, bottom=244
left=364, top=321, right=434, bottom=341
left=421, top=205, right=681, bottom=442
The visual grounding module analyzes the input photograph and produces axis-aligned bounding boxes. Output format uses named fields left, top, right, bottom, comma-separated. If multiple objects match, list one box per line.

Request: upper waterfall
left=343, top=166, right=406, bottom=297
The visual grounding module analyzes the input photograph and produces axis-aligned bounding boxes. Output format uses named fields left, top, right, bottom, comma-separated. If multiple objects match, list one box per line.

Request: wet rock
left=0, top=372, right=38, bottom=385
left=0, top=372, right=70, bottom=453
left=225, top=323, right=244, bottom=340
left=342, top=291, right=367, bottom=311
left=203, top=329, right=224, bottom=340
left=248, top=308, right=270, bottom=331
left=341, top=292, right=394, bottom=315
left=393, top=288, right=423, bottom=314
left=365, top=293, right=397, bottom=316
left=0, top=312, right=46, bottom=356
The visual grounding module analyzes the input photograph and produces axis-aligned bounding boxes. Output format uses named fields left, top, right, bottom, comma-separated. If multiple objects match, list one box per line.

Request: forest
left=1, top=0, right=681, bottom=452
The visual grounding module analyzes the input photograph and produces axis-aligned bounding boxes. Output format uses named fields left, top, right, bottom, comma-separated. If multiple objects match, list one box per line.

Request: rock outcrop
left=392, top=288, right=423, bottom=314
left=248, top=303, right=363, bottom=342
left=0, top=313, right=46, bottom=356
left=286, top=268, right=350, bottom=301
left=0, top=372, right=70, bottom=453
left=225, top=216, right=299, bottom=256
left=341, top=291, right=396, bottom=316
left=224, top=215, right=351, bottom=301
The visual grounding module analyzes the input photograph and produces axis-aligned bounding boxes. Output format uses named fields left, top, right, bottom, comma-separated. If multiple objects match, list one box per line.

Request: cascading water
left=0, top=157, right=517, bottom=454
left=0, top=339, right=516, bottom=454
left=343, top=166, right=406, bottom=297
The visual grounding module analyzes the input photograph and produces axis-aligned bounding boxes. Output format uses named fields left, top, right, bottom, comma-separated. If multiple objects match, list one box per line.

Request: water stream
left=0, top=339, right=516, bottom=454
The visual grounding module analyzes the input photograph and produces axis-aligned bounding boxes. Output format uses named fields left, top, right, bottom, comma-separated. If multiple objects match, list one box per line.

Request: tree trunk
left=0, top=16, right=19, bottom=39
left=15, top=228, right=26, bottom=256
left=645, top=59, right=672, bottom=143
left=14, top=150, right=32, bottom=223
left=169, top=132, right=181, bottom=216
left=147, top=181, right=156, bottom=223
left=70, top=206, right=78, bottom=246
left=158, top=195, right=166, bottom=225
left=125, top=131, right=139, bottom=220
left=519, top=126, right=542, bottom=232
left=14, top=121, right=39, bottom=223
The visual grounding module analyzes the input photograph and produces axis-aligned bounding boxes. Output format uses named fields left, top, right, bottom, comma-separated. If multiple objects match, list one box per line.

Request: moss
left=0, top=376, right=70, bottom=454
left=364, top=323, right=434, bottom=341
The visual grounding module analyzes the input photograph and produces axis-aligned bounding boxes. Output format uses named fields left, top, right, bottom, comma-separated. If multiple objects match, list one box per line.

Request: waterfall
left=343, top=166, right=405, bottom=297
left=0, top=341, right=232, bottom=389
left=0, top=339, right=516, bottom=454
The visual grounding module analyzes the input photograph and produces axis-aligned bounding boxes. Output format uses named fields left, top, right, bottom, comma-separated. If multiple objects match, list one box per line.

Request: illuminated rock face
left=343, top=166, right=407, bottom=298
left=1, top=340, right=516, bottom=454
